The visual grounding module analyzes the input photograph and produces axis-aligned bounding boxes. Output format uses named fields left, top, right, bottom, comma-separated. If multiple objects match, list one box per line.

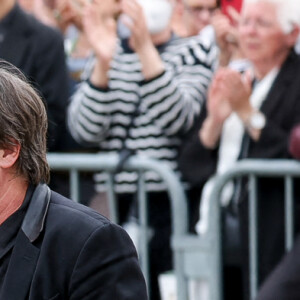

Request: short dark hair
left=0, top=60, right=49, bottom=184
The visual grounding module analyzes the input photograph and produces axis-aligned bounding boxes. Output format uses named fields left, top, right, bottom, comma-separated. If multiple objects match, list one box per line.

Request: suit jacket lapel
left=239, top=50, right=296, bottom=159
left=0, top=184, right=51, bottom=300
left=0, top=230, right=40, bottom=300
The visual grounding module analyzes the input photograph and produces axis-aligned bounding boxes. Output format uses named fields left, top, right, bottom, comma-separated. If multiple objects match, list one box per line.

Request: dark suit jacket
left=177, top=106, right=218, bottom=188
left=246, top=51, right=300, bottom=160
left=237, top=50, right=300, bottom=293
left=0, top=4, right=69, bottom=151
left=0, top=185, right=148, bottom=300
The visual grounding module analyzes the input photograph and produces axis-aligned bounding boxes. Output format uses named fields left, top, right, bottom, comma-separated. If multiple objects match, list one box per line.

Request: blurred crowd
left=5, top=0, right=300, bottom=298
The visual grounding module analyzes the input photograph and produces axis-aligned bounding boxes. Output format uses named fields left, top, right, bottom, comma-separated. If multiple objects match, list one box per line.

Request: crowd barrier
left=47, top=152, right=188, bottom=298
left=172, top=159, right=300, bottom=300
left=47, top=154, right=300, bottom=300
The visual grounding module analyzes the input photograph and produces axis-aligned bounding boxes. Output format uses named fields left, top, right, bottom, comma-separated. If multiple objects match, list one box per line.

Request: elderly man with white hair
left=195, top=0, right=300, bottom=298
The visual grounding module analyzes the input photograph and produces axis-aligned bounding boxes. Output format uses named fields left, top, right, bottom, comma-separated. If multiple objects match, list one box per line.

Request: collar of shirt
left=0, top=185, right=34, bottom=260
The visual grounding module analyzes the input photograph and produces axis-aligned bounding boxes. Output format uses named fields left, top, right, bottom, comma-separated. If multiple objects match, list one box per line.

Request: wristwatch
left=246, top=110, right=266, bottom=131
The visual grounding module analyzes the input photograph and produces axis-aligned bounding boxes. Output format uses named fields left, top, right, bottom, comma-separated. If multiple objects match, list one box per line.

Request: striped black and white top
left=68, top=35, right=217, bottom=193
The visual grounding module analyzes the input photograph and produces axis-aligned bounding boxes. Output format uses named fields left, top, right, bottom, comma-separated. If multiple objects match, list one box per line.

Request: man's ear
left=0, top=142, right=20, bottom=169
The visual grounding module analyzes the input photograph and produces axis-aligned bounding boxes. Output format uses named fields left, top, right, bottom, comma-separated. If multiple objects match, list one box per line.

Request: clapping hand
left=121, top=0, right=153, bottom=54
left=200, top=68, right=252, bottom=148
left=83, top=0, right=121, bottom=67
left=120, top=0, right=164, bottom=80
left=212, top=7, right=241, bottom=66
left=207, top=69, right=233, bottom=125
left=219, top=68, right=252, bottom=121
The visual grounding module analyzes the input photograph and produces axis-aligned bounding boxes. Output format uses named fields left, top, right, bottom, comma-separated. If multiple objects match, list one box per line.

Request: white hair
left=242, top=0, right=300, bottom=33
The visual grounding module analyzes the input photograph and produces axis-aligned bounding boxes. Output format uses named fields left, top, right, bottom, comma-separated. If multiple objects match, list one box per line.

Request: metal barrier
left=48, top=154, right=300, bottom=300
left=47, top=153, right=188, bottom=297
left=172, top=159, right=300, bottom=300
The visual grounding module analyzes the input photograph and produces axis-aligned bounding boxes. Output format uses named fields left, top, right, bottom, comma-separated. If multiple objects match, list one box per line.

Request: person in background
left=19, top=0, right=79, bottom=30
left=67, top=0, right=217, bottom=298
left=177, top=2, right=249, bottom=234
left=0, top=60, right=147, bottom=300
left=5, top=0, right=69, bottom=152
left=18, top=0, right=97, bottom=202
left=183, top=0, right=220, bottom=36
left=174, top=0, right=246, bottom=67
left=172, top=0, right=220, bottom=38
left=171, top=0, right=248, bottom=71
left=18, top=0, right=92, bottom=92
left=46, top=0, right=93, bottom=95
left=195, top=0, right=300, bottom=298
left=5, top=0, right=73, bottom=200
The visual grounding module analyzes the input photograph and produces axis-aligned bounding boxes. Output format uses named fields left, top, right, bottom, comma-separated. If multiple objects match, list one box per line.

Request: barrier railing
left=48, top=154, right=300, bottom=300
left=47, top=153, right=188, bottom=298
left=172, top=159, right=300, bottom=300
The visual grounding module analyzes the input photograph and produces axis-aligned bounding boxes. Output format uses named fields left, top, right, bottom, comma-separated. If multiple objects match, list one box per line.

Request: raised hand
left=199, top=69, right=233, bottom=148
left=121, top=0, right=153, bottom=53
left=220, top=68, right=252, bottom=121
left=120, top=0, right=164, bottom=80
left=83, top=0, right=120, bottom=67
left=82, top=0, right=121, bottom=86
left=207, top=69, right=232, bottom=125
left=212, top=7, right=241, bottom=66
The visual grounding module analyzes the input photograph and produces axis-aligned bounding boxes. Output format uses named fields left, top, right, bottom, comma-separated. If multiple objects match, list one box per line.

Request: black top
left=0, top=4, right=70, bottom=152
left=0, top=186, right=148, bottom=299
left=0, top=3, right=17, bottom=44
left=0, top=185, right=33, bottom=292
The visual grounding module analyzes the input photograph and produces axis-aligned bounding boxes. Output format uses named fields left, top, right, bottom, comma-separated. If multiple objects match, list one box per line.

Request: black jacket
left=0, top=4, right=69, bottom=151
left=0, top=185, right=148, bottom=300
left=237, top=50, right=300, bottom=291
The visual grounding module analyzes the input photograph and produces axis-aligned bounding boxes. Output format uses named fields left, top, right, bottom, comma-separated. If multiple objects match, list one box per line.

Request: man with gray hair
left=0, top=61, right=147, bottom=299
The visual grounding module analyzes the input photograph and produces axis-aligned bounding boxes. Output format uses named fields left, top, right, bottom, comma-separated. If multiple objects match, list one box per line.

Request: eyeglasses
left=185, top=5, right=217, bottom=15
left=240, top=18, right=276, bottom=29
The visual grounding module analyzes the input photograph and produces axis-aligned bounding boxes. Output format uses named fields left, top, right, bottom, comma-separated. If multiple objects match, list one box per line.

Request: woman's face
left=238, top=1, right=293, bottom=66
left=183, top=0, right=218, bottom=36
